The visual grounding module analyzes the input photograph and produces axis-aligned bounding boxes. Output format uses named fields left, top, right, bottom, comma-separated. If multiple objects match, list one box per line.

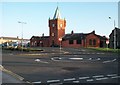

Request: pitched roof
left=30, top=36, right=49, bottom=40
left=62, top=33, right=86, bottom=41
left=109, top=27, right=120, bottom=37
left=62, top=31, right=108, bottom=41
left=53, top=6, right=61, bottom=19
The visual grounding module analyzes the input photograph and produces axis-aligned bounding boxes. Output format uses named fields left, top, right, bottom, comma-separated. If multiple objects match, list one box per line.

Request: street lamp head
left=109, top=16, right=111, bottom=19
left=59, top=38, right=62, bottom=41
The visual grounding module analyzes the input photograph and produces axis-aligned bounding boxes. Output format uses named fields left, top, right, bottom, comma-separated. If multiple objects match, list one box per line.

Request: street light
left=109, top=17, right=116, bottom=49
left=18, top=21, right=27, bottom=52
left=59, top=38, right=62, bottom=55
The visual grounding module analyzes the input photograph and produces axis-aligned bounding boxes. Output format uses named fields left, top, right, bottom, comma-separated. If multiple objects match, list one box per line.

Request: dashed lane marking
left=33, top=81, right=41, bottom=83
left=47, top=80, right=60, bottom=83
left=96, top=77, right=108, bottom=81
left=86, top=79, right=94, bottom=82
left=79, top=77, right=90, bottom=80
left=69, top=58, right=83, bottom=60
left=64, top=78, right=76, bottom=81
left=111, top=76, right=120, bottom=79
left=73, top=81, right=79, bottom=83
left=107, top=74, right=117, bottom=77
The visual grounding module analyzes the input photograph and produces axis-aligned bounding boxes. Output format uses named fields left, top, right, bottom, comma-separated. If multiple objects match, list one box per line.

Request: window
left=93, top=39, right=96, bottom=45
left=52, top=33, right=55, bottom=36
left=89, top=39, right=92, bottom=45
left=52, top=23, right=55, bottom=27
left=77, top=39, right=82, bottom=44
left=69, top=40, right=74, bottom=44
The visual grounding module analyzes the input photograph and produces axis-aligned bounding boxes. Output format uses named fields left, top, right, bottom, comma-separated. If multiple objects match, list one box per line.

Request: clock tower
left=49, top=6, right=66, bottom=46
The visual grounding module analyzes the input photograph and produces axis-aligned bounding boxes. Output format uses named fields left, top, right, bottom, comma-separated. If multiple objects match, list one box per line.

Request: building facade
left=109, top=27, right=120, bottom=49
left=0, top=36, right=30, bottom=47
left=30, top=6, right=107, bottom=48
left=62, top=31, right=107, bottom=48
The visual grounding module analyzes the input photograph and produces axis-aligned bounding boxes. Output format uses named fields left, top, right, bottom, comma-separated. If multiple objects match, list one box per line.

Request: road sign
left=106, top=40, right=109, bottom=44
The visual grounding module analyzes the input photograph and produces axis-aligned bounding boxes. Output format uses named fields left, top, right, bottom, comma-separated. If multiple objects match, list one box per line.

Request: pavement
left=0, top=65, right=32, bottom=85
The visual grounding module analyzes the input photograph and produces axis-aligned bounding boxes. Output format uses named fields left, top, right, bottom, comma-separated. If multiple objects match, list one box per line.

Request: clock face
left=60, top=24, right=62, bottom=27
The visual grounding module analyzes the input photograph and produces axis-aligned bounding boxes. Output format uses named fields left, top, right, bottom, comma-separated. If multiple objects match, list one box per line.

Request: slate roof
left=62, top=31, right=108, bottom=41
left=53, top=6, right=61, bottom=19
left=109, top=27, right=120, bottom=37
left=62, top=33, right=86, bottom=41
left=30, top=36, right=49, bottom=40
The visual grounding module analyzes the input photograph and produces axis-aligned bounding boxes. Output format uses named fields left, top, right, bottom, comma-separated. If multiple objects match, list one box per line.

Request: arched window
left=89, top=39, right=92, bottom=45
left=93, top=39, right=96, bottom=45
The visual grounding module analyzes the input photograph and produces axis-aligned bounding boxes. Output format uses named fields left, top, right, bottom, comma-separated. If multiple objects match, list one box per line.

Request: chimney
left=42, top=33, right=44, bottom=37
left=92, top=30, right=95, bottom=34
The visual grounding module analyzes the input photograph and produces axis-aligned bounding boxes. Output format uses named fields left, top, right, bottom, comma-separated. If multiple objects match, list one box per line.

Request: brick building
left=30, top=6, right=107, bottom=48
left=62, top=30, right=107, bottom=48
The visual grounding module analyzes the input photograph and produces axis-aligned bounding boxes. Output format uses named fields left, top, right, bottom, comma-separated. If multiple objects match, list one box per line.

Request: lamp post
left=18, top=21, right=27, bottom=52
left=59, top=38, right=62, bottom=55
left=109, top=17, right=116, bottom=49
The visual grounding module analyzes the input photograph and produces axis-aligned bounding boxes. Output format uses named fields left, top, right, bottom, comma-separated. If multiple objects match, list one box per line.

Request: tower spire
left=53, top=5, right=61, bottom=19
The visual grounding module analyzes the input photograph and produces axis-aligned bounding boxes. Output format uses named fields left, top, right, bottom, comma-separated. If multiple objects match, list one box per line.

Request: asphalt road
left=2, top=47, right=120, bottom=84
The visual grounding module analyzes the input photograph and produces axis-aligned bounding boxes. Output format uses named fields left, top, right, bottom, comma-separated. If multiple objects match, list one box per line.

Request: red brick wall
left=85, top=34, right=100, bottom=47
left=49, top=19, right=66, bottom=46
left=62, top=40, right=84, bottom=48
left=30, top=38, right=49, bottom=47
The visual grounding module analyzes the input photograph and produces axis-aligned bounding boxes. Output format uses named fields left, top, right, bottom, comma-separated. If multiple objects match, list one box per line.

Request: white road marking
left=33, top=81, right=41, bottom=83
left=73, top=81, right=79, bottom=83
left=88, top=58, right=92, bottom=60
left=96, top=77, right=108, bottom=81
left=69, top=58, right=83, bottom=60
left=107, top=74, right=117, bottom=77
left=35, top=59, right=40, bottom=62
left=35, top=59, right=48, bottom=63
left=79, top=77, right=90, bottom=79
left=64, top=78, right=75, bottom=81
left=51, top=57, right=61, bottom=61
left=86, top=79, right=94, bottom=82
left=112, top=59, right=116, bottom=62
left=103, top=59, right=116, bottom=63
left=111, top=76, right=120, bottom=79
left=47, top=80, right=60, bottom=83
left=92, top=75, right=104, bottom=78
left=97, top=58, right=101, bottom=60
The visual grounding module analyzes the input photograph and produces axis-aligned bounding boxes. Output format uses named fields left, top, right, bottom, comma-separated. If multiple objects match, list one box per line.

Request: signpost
left=59, top=38, right=62, bottom=55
